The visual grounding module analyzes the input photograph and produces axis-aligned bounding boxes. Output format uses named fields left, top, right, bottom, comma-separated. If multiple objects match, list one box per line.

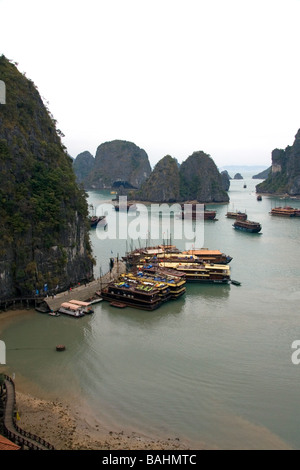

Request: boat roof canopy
left=69, top=300, right=91, bottom=306
left=183, top=249, right=222, bottom=255
left=61, top=302, right=82, bottom=310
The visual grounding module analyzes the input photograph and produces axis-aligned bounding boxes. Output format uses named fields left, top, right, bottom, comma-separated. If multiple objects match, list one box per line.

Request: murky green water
left=2, top=176, right=300, bottom=449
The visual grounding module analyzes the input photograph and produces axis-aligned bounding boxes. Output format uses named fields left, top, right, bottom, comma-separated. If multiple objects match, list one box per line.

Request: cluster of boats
left=225, top=204, right=300, bottom=233
left=226, top=211, right=262, bottom=233
left=100, top=245, right=234, bottom=311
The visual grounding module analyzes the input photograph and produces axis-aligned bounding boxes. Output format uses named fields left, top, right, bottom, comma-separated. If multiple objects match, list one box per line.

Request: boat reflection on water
left=184, top=282, right=231, bottom=302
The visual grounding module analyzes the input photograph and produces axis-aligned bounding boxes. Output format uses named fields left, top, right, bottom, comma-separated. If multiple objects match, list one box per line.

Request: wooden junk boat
left=269, top=206, right=300, bottom=217
left=226, top=211, right=247, bottom=220
left=122, top=245, right=180, bottom=268
left=233, top=219, right=262, bottom=233
left=179, top=204, right=217, bottom=220
left=128, top=268, right=186, bottom=299
left=141, top=250, right=232, bottom=266
left=123, top=245, right=232, bottom=268
left=101, top=275, right=165, bottom=310
left=181, top=248, right=232, bottom=264
left=156, top=262, right=231, bottom=284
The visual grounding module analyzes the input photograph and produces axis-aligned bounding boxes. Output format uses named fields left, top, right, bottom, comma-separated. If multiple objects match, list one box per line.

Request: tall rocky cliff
left=83, top=140, right=151, bottom=189
left=179, top=151, right=229, bottom=203
left=134, top=151, right=229, bottom=203
left=73, top=151, right=95, bottom=184
left=0, top=55, right=94, bottom=298
left=135, top=155, right=180, bottom=202
left=256, top=130, right=300, bottom=195
left=221, top=170, right=231, bottom=191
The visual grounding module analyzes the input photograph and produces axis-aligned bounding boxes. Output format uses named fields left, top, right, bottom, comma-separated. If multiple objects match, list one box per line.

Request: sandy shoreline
left=0, top=309, right=197, bottom=451
left=15, top=391, right=194, bottom=450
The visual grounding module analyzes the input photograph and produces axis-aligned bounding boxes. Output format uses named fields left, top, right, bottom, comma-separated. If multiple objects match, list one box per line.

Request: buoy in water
left=56, top=345, right=66, bottom=351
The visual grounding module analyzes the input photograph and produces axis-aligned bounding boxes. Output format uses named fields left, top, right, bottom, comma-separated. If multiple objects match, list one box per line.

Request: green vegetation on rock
left=135, top=155, right=180, bottom=202
left=133, top=150, right=229, bottom=203
left=0, top=55, right=94, bottom=298
left=256, top=130, right=300, bottom=195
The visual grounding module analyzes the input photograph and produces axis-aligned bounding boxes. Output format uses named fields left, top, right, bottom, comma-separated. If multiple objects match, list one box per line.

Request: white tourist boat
left=58, top=302, right=85, bottom=318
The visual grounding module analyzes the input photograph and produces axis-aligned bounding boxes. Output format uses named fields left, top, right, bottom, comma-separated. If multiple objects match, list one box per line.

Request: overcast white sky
left=0, top=0, right=299, bottom=168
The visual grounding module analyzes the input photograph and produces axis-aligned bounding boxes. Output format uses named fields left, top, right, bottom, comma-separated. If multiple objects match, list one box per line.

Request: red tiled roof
left=0, top=434, right=21, bottom=450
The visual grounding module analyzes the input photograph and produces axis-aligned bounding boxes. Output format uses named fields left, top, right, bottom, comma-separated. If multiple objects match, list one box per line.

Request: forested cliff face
left=256, top=130, right=300, bottom=195
left=0, top=55, right=94, bottom=298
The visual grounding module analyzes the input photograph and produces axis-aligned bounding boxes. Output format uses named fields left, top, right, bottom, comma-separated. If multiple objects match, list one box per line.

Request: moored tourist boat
left=226, top=211, right=247, bottom=220
left=69, top=300, right=94, bottom=314
left=58, top=302, right=85, bottom=317
left=182, top=248, right=233, bottom=264
left=101, top=275, right=163, bottom=310
left=270, top=206, right=300, bottom=217
left=157, top=262, right=231, bottom=284
left=180, top=204, right=217, bottom=220
left=123, top=245, right=232, bottom=268
left=233, top=219, right=262, bottom=233
left=129, top=268, right=186, bottom=299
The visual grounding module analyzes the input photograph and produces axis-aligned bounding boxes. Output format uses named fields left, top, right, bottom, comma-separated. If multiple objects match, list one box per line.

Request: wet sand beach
left=15, top=390, right=193, bottom=450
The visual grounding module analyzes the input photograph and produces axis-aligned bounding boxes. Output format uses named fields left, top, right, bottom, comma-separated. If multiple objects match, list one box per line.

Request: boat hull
left=101, top=292, right=162, bottom=311
left=233, top=224, right=261, bottom=233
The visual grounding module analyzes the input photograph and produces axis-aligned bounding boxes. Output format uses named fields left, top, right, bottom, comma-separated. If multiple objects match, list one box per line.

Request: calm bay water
left=2, top=175, right=300, bottom=449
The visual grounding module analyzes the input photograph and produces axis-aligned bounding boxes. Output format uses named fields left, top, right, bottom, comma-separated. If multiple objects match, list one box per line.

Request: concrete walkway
left=44, top=260, right=126, bottom=312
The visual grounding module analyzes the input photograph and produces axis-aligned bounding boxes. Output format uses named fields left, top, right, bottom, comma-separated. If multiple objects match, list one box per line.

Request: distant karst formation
left=233, top=173, right=243, bottom=180
left=0, top=55, right=94, bottom=298
left=134, top=151, right=229, bottom=203
left=221, top=170, right=231, bottom=191
left=256, top=129, right=300, bottom=195
left=73, top=140, right=151, bottom=190
left=134, top=155, right=180, bottom=202
left=252, top=167, right=271, bottom=179
left=73, top=151, right=94, bottom=183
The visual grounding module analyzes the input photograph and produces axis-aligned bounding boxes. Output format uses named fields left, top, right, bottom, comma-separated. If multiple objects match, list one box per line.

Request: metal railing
left=2, top=375, right=55, bottom=450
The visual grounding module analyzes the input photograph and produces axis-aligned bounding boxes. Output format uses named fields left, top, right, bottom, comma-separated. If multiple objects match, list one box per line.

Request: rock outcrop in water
left=83, top=140, right=151, bottom=190
left=256, top=130, right=300, bottom=195
left=134, top=150, right=229, bottom=203
left=234, top=173, right=243, bottom=180
left=73, top=151, right=95, bottom=184
left=179, top=151, right=229, bottom=203
left=135, top=155, right=180, bottom=202
left=221, top=170, right=231, bottom=191
left=0, top=55, right=94, bottom=298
